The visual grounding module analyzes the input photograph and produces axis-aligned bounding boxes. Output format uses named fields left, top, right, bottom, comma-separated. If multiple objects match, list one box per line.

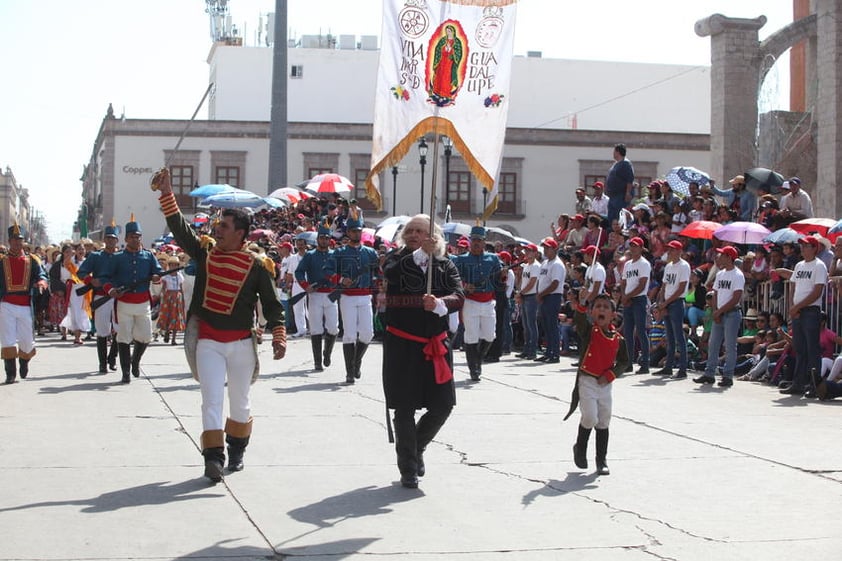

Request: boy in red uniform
left=564, top=292, right=629, bottom=475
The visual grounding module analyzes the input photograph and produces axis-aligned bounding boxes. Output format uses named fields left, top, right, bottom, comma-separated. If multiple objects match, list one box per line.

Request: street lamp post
left=391, top=166, right=398, bottom=216
left=443, top=136, right=452, bottom=217
left=482, top=187, right=489, bottom=226
left=418, top=138, right=428, bottom=214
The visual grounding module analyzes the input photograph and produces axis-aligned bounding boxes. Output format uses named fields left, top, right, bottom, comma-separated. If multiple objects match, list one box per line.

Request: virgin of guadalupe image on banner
left=427, top=21, right=467, bottom=107
left=366, top=0, right=518, bottom=220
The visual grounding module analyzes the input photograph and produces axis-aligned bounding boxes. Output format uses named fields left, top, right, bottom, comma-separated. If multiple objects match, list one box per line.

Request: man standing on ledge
left=0, top=224, right=48, bottom=384
left=605, top=143, right=634, bottom=223
left=103, top=215, right=163, bottom=384
left=154, top=170, right=286, bottom=483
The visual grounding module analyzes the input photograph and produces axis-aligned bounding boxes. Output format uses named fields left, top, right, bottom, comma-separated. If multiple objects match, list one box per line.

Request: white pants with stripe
left=0, top=302, right=35, bottom=358
left=339, top=294, right=373, bottom=344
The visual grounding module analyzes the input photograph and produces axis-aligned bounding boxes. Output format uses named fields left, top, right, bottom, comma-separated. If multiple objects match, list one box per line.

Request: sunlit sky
left=0, top=0, right=794, bottom=241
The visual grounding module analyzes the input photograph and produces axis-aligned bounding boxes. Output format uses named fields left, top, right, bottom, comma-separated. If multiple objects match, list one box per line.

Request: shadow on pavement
left=287, top=485, right=423, bottom=529
left=173, top=540, right=277, bottom=560
left=38, top=381, right=118, bottom=394
left=521, top=473, right=599, bottom=507
left=0, top=479, right=222, bottom=514
left=278, top=537, right=381, bottom=559
left=274, top=382, right=347, bottom=393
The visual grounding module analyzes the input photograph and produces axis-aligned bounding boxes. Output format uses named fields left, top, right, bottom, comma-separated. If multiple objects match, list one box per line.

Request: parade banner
left=366, top=0, right=518, bottom=219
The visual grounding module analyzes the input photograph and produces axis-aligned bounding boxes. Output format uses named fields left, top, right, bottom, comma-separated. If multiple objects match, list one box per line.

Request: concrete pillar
left=816, top=0, right=842, bottom=218
left=695, top=14, right=767, bottom=184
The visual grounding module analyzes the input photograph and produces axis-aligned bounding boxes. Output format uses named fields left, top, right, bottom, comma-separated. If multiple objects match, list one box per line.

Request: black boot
left=464, top=344, right=480, bottom=381
left=354, top=342, right=368, bottom=379
left=311, top=335, right=324, bottom=371
left=342, top=343, right=356, bottom=384
left=4, top=359, right=16, bottom=384
left=107, top=337, right=118, bottom=371
left=393, top=408, right=419, bottom=488
left=131, top=342, right=148, bottom=378
left=18, top=358, right=29, bottom=379
left=573, top=424, right=591, bottom=469
left=595, top=428, right=610, bottom=475
left=118, top=343, right=132, bottom=383
left=225, top=435, right=249, bottom=472
left=415, top=407, right=452, bottom=478
left=323, top=333, right=337, bottom=367
left=202, top=447, right=225, bottom=483
left=96, top=337, right=109, bottom=373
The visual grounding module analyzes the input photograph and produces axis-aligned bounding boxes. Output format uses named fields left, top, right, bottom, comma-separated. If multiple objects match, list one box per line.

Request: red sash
left=386, top=326, right=452, bottom=384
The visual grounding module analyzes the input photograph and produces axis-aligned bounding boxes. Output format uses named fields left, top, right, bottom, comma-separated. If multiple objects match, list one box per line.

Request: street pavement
left=1, top=331, right=840, bottom=561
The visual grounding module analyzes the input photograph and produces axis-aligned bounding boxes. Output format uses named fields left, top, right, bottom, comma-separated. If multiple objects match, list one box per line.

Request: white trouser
left=307, top=292, right=338, bottom=336
left=291, top=286, right=308, bottom=334
left=115, top=300, right=153, bottom=344
left=827, top=356, right=842, bottom=382
left=339, top=294, right=374, bottom=344
left=462, top=298, right=496, bottom=344
left=182, top=275, right=195, bottom=313
left=0, top=302, right=35, bottom=358
left=197, top=337, right=255, bottom=431
left=578, top=374, right=612, bottom=430
left=92, top=295, right=116, bottom=337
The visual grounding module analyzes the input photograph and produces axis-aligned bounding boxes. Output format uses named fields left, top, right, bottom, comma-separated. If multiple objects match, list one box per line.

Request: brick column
left=695, top=14, right=767, bottom=184
left=816, top=0, right=842, bottom=218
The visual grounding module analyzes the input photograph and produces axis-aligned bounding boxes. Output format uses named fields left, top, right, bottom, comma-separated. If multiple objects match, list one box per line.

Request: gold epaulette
left=199, top=235, right=216, bottom=250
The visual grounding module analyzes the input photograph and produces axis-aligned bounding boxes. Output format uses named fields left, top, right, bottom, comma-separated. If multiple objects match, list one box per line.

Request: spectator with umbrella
left=710, top=175, right=756, bottom=222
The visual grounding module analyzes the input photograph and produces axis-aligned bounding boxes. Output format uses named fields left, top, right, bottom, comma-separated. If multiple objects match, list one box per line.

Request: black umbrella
left=743, top=167, right=785, bottom=194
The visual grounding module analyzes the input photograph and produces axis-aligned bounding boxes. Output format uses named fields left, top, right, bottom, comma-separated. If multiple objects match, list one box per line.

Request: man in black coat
left=381, top=215, right=464, bottom=489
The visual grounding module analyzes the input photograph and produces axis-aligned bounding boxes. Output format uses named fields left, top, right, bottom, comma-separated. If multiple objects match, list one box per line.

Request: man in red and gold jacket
left=1, top=224, right=48, bottom=384
left=153, top=169, right=286, bottom=484
left=564, top=292, right=629, bottom=476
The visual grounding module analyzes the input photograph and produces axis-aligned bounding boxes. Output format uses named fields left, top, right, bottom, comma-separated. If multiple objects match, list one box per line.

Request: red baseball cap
left=573, top=213, right=585, bottom=221
left=457, top=238, right=470, bottom=248
left=799, top=235, right=820, bottom=249
left=716, top=245, right=738, bottom=260
left=498, top=251, right=512, bottom=263
left=280, top=242, right=293, bottom=251
left=582, top=245, right=599, bottom=255
left=592, top=181, right=604, bottom=189
left=666, top=240, right=684, bottom=250
left=629, top=237, right=645, bottom=247
left=525, top=243, right=538, bottom=251
left=541, top=237, right=559, bottom=249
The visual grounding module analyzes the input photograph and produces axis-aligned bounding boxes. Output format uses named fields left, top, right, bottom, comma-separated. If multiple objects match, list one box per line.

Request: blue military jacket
left=77, top=251, right=115, bottom=295
left=295, top=248, right=334, bottom=290
left=103, top=248, right=164, bottom=295
left=451, top=251, right=502, bottom=293
left=325, top=244, right=379, bottom=290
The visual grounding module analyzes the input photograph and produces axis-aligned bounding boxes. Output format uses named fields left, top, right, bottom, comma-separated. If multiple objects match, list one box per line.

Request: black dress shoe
left=670, top=370, right=687, bottom=380
left=400, top=474, right=419, bottom=488
left=533, top=356, right=549, bottom=362
left=693, top=375, right=715, bottom=384
left=718, top=377, right=733, bottom=387
left=803, top=389, right=817, bottom=398
left=779, top=385, right=805, bottom=395
left=546, top=357, right=560, bottom=364
left=652, top=368, right=671, bottom=376
left=636, top=366, right=650, bottom=375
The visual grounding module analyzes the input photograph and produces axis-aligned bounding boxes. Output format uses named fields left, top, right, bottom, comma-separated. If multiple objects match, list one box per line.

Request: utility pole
left=268, top=0, right=288, bottom=193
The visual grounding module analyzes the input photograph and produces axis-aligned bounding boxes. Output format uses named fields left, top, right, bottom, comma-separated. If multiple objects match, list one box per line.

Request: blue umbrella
left=261, top=196, right=288, bottom=208
left=763, top=227, right=803, bottom=245
left=664, top=166, right=709, bottom=197
left=189, top=184, right=239, bottom=198
left=442, top=222, right=472, bottom=245
left=200, top=191, right=264, bottom=209
left=294, top=231, right=318, bottom=246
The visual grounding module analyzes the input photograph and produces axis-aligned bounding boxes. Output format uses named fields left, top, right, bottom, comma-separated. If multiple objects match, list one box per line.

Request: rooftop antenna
left=205, top=0, right=231, bottom=42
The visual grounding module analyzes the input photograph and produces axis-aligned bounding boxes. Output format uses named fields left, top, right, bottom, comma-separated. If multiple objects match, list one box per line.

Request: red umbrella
left=268, top=187, right=312, bottom=203
left=248, top=228, right=276, bottom=241
left=303, top=173, right=354, bottom=194
left=680, top=220, right=721, bottom=240
left=789, top=217, right=838, bottom=236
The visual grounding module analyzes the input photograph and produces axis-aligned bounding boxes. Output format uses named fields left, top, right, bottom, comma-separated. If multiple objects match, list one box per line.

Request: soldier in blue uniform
left=77, top=220, right=120, bottom=373
left=295, top=219, right=339, bottom=371
left=103, top=215, right=164, bottom=383
left=325, top=204, right=380, bottom=384
left=451, top=225, right=501, bottom=381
